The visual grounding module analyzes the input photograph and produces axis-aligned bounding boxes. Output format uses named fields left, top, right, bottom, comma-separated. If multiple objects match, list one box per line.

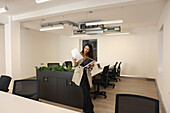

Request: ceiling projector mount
left=39, top=19, right=127, bottom=35
left=74, top=24, right=121, bottom=35
left=74, top=19, right=124, bottom=35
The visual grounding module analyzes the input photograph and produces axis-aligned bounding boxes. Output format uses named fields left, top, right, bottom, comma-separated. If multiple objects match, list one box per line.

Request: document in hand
left=71, top=48, right=83, bottom=62
left=80, top=57, right=96, bottom=68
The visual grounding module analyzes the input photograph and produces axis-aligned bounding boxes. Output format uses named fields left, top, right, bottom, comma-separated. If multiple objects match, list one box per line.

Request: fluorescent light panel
left=36, top=0, right=50, bottom=3
left=0, top=6, right=8, bottom=13
left=106, top=32, right=130, bottom=35
left=85, top=19, right=123, bottom=26
left=40, top=25, right=64, bottom=31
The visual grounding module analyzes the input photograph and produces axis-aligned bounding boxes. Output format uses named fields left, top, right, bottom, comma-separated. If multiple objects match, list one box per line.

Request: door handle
left=43, top=77, right=48, bottom=82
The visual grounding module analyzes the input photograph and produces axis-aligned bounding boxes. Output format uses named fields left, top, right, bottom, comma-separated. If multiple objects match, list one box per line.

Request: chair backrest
left=101, top=65, right=110, bottom=81
left=112, top=62, right=118, bottom=75
left=97, top=63, right=102, bottom=69
left=114, top=62, right=118, bottom=68
left=47, top=63, right=60, bottom=67
left=0, top=75, right=12, bottom=92
left=117, top=62, right=122, bottom=76
left=64, top=61, right=72, bottom=68
left=12, top=79, right=40, bottom=101
left=115, top=94, right=159, bottom=113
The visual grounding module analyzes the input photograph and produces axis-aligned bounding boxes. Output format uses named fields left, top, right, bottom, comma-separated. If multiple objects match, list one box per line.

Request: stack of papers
left=71, top=48, right=83, bottom=62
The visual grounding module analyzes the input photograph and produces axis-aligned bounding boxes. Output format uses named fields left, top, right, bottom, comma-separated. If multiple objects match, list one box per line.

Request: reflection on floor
left=40, top=77, right=161, bottom=113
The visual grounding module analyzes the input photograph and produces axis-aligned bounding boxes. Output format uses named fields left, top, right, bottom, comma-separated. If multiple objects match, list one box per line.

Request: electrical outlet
left=40, top=63, right=44, bottom=65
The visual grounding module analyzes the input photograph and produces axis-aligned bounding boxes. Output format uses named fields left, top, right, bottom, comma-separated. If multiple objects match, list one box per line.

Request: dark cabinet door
left=39, top=76, right=57, bottom=102
left=39, top=76, right=47, bottom=99
left=69, top=82, right=84, bottom=108
left=57, top=79, right=69, bottom=105
left=45, top=77, right=58, bottom=102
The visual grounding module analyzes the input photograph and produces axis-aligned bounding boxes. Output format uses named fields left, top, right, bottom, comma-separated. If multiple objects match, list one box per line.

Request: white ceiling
left=0, top=0, right=166, bottom=35
left=21, top=0, right=165, bottom=35
left=1, top=0, right=84, bottom=15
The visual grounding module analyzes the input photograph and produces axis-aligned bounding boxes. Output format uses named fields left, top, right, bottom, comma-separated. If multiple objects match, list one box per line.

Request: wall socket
left=40, top=63, right=44, bottom=65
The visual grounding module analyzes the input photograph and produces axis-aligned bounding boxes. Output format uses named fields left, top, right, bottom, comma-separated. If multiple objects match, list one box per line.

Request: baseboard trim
left=120, top=75, right=155, bottom=81
left=155, top=80, right=167, bottom=113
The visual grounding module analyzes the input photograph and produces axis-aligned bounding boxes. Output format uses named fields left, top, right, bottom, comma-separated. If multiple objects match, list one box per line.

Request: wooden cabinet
left=37, top=70, right=83, bottom=109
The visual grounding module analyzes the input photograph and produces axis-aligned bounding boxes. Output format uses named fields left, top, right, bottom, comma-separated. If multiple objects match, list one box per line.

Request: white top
left=0, top=91, right=80, bottom=113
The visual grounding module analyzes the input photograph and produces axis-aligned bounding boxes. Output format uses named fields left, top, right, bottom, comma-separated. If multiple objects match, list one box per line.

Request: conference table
left=0, top=91, right=80, bottom=113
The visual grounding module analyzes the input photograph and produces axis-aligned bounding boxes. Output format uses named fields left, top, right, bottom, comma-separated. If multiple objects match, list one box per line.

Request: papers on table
left=71, top=48, right=83, bottom=62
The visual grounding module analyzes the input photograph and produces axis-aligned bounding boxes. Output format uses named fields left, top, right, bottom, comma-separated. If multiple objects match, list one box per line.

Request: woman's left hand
left=89, top=64, right=94, bottom=68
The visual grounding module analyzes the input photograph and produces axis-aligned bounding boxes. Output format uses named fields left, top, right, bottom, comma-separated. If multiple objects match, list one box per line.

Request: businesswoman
left=72, top=43, right=94, bottom=113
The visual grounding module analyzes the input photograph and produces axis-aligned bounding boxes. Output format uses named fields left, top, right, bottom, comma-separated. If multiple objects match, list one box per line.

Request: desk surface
left=0, top=91, right=80, bottom=113
left=91, top=64, right=109, bottom=76
left=91, top=66, right=103, bottom=77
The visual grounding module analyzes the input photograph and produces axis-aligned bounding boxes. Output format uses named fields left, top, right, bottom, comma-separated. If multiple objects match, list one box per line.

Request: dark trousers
left=80, top=69, right=94, bottom=113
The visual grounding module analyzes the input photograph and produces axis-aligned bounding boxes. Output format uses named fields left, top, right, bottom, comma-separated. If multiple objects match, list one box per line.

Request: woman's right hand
left=72, top=57, right=77, bottom=63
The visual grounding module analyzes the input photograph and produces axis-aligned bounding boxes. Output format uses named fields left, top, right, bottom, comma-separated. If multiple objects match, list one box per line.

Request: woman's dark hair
left=81, top=43, right=93, bottom=59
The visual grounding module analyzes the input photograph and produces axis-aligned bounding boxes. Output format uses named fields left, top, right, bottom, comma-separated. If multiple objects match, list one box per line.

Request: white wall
left=157, top=1, right=170, bottom=112
left=20, top=28, right=59, bottom=78
left=57, top=36, right=80, bottom=64
left=0, top=27, right=5, bottom=75
left=98, top=26, right=158, bottom=78
left=58, top=26, right=158, bottom=78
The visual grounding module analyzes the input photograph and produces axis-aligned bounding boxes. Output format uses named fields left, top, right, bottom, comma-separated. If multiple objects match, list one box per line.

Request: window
left=82, top=39, right=97, bottom=61
left=158, top=25, right=163, bottom=76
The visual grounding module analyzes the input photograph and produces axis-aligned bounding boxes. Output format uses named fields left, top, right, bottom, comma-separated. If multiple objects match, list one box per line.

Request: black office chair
left=108, top=62, right=121, bottom=82
left=91, top=65, right=109, bottom=99
left=0, top=75, right=12, bottom=92
left=47, top=63, right=60, bottom=67
left=115, top=94, right=159, bottom=113
left=64, top=61, right=72, bottom=68
left=116, top=62, right=122, bottom=81
left=12, top=79, right=40, bottom=101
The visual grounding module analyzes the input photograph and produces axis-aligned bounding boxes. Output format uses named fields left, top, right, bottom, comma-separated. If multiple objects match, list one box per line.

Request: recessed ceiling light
left=35, top=0, right=50, bottom=3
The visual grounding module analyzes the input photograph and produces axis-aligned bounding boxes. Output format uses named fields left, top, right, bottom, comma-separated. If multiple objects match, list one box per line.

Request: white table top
left=91, top=63, right=109, bottom=77
left=0, top=91, right=80, bottom=113
left=91, top=65, right=103, bottom=77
